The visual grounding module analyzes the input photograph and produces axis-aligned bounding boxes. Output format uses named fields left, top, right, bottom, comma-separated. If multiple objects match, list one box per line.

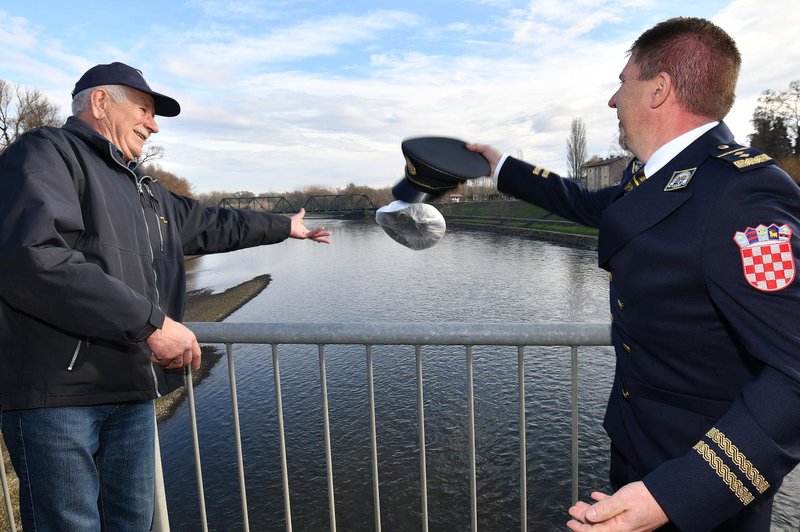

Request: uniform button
left=623, top=343, right=632, bottom=353
left=610, top=314, right=614, bottom=323
left=622, top=389, right=631, bottom=400
left=608, top=272, right=613, bottom=282
left=718, top=144, right=729, bottom=150
left=617, top=299, right=624, bottom=310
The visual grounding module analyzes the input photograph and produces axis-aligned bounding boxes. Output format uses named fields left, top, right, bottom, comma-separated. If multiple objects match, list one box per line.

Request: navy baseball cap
left=392, top=137, right=490, bottom=203
left=72, top=62, right=181, bottom=117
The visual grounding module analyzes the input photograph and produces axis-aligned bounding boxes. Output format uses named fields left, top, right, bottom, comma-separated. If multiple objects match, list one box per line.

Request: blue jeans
left=1, top=401, right=155, bottom=531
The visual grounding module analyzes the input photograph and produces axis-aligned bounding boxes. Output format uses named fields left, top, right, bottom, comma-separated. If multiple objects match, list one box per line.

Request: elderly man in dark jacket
left=0, top=61, right=330, bottom=530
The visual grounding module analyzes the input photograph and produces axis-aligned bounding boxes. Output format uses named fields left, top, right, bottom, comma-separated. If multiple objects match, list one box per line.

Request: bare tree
left=566, top=117, right=587, bottom=185
left=1, top=80, right=62, bottom=153
left=609, top=135, right=632, bottom=159
left=140, top=163, right=195, bottom=198
left=139, top=144, right=165, bottom=165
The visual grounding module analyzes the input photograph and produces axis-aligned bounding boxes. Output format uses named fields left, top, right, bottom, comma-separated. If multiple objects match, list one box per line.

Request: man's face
left=101, top=88, right=159, bottom=161
left=608, top=56, right=649, bottom=157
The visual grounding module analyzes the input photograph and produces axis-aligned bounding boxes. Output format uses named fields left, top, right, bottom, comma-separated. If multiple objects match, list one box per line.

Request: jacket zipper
left=143, top=182, right=165, bottom=252
left=136, top=178, right=163, bottom=398
left=113, top=148, right=163, bottom=397
left=67, top=339, right=82, bottom=370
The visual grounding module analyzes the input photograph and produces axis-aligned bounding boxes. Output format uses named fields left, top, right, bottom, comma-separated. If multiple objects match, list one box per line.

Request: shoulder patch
left=733, top=224, right=795, bottom=291
left=715, top=144, right=774, bottom=172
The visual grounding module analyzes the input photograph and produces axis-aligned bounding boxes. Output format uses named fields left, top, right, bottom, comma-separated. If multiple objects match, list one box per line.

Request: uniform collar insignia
left=664, top=167, right=696, bottom=191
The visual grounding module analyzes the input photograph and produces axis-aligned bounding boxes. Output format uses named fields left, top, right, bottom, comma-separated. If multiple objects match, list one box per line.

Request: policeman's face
left=101, top=87, right=159, bottom=161
left=608, top=56, right=649, bottom=158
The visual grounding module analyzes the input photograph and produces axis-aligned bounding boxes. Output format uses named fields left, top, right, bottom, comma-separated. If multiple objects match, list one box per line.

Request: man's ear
left=650, top=71, right=672, bottom=109
left=89, top=88, right=108, bottom=119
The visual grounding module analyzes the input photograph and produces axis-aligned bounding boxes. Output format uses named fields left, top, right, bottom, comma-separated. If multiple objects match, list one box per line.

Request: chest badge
left=733, top=224, right=795, bottom=291
left=664, top=167, right=696, bottom=191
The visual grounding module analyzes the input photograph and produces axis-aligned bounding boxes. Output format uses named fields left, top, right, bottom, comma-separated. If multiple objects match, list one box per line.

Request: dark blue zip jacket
left=0, top=116, right=290, bottom=409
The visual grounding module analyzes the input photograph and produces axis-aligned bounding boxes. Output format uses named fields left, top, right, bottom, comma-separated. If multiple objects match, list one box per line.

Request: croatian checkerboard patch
left=733, top=224, right=795, bottom=292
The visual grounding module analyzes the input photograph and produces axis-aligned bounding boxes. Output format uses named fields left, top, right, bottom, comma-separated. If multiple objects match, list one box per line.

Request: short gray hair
left=71, top=85, right=130, bottom=116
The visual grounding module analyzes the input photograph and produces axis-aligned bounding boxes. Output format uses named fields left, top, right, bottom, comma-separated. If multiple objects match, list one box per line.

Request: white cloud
left=2, top=2, right=798, bottom=194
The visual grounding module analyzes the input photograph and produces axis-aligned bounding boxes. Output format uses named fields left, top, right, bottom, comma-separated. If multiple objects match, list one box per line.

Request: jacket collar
left=597, top=122, right=736, bottom=268
left=62, top=116, right=137, bottom=172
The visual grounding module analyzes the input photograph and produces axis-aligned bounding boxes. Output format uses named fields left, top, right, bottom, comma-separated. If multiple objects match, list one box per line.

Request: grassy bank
left=1, top=273, right=272, bottom=531
left=437, top=199, right=598, bottom=246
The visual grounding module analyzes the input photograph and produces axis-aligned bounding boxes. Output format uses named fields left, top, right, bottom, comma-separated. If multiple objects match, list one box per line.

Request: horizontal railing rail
left=188, top=322, right=611, bottom=346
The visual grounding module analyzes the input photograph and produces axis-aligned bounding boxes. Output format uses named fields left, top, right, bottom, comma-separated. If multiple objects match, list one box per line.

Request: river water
left=158, top=219, right=799, bottom=531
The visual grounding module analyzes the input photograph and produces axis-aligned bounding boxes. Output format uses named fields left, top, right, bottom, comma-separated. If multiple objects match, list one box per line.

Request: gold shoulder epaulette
left=714, top=143, right=774, bottom=172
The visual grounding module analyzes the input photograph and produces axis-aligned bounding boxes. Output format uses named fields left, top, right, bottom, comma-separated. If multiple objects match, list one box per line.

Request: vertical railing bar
left=366, top=344, right=382, bottom=532
left=570, top=346, right=579, bottom=505
left=517, top=345, right=527, bottom=532
left=318, top=344, right=337, bottom=531
left=466, top=345, right=478, bottom=532
left=415, top=344, right=429, bottom=532
left=272, top=344, right=293, bottom=532
left=187, top=363, right=209, bottom=532
left=0, top=433, right=17, bottom=532
left=153, top=408, right=170, bottom=532
left=226, top=344, right=250, bottom=532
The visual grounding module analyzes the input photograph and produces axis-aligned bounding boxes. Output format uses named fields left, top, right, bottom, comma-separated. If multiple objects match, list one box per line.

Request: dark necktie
left=623, top=159, right=647, bottom=194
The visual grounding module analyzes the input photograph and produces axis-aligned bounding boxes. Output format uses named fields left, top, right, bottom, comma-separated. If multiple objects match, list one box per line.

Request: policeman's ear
left=650, top=71, right=672, bottom=109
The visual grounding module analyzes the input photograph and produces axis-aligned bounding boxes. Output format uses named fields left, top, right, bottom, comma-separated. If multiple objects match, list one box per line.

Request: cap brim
left=150, top=91, right=181, bottom=117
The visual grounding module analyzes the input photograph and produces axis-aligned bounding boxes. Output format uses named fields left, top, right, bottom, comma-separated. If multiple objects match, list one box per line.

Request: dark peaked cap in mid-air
left=392, top=137, right=490, bottom=203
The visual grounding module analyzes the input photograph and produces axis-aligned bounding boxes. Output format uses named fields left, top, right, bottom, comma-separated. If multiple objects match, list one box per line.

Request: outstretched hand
left=567, top=482, right=669, bottom=531
left=290, top=208, right=331, bottom=243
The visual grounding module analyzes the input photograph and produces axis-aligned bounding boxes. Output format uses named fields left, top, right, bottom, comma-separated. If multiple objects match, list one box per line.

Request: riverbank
left=153, top=273, right=272, bottom=421
left=438, top=199, right=598, bottom=249
left=1, top=273, right=272, bottom=531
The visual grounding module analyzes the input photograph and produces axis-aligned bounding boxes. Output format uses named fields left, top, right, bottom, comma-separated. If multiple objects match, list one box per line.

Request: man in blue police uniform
left=470, top=17, right=800, bottom=531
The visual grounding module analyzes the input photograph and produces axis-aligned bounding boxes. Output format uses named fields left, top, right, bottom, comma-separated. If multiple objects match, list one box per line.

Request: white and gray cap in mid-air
left=375, top=200, right=446, bottom=250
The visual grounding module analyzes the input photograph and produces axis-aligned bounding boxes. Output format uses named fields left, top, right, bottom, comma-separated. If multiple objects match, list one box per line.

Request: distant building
left=449, top=193, right=464, bottom=203
left=582, top=155, right=631, bottom=189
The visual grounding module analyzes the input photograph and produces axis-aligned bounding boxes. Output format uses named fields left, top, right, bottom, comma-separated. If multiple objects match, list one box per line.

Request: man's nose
left=147, top=115, right=159, bottom=134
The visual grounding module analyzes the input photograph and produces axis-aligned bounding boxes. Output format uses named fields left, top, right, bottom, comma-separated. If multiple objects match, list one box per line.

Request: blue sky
left=2, top=0, right=798, bottom=194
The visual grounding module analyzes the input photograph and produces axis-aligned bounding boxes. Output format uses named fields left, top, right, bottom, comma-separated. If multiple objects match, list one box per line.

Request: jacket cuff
left=130, top=305, right=166, bottom=343
left=643, top=430, right=768, bottom=530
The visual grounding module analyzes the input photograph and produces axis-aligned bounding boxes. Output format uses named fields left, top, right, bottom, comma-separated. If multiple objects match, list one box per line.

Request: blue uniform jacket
left=497, top=123, right=800, bottom=530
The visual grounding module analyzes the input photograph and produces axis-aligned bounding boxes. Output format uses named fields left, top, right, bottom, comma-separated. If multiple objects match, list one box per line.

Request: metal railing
left=1, top=322, right=612, bottom=532
left=163, top=322, right=610, bottom=531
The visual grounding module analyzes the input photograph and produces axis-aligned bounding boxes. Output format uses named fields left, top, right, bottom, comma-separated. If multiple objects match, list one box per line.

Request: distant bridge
left=218, top=196, right=296, bottom=213
left=218, top=194, right=377, bottom=217
left=302, top=194, right=377, bottom=214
